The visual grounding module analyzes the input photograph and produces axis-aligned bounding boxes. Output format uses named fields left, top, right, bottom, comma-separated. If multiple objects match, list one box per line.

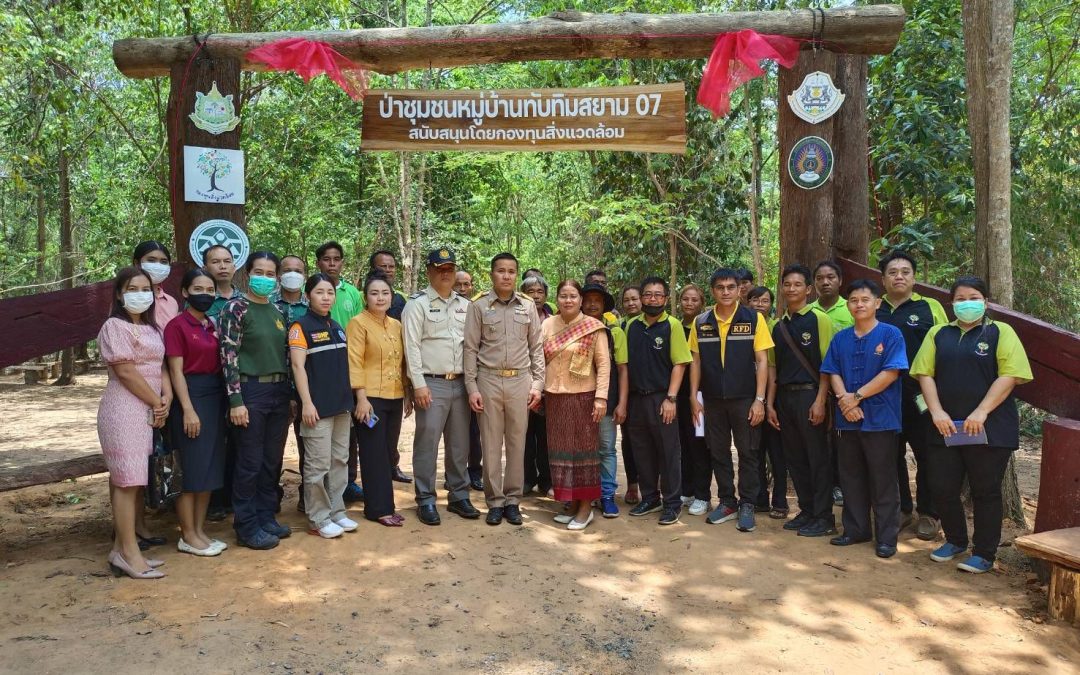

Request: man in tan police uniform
left=402, top=248, right=480, bottom=526
left=464, top=252, right=545, bottom=526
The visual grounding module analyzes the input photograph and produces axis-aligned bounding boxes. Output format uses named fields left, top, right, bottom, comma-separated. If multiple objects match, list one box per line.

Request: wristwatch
left=755, top=396, right=766, bottom=403
left=665, top=395, right=677, bottom=403
left=853, top=392, right=864, bottom=402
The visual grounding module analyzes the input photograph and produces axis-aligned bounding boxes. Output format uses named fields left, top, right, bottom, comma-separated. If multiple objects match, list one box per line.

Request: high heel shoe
left=108, top=551, right=165, bottom=580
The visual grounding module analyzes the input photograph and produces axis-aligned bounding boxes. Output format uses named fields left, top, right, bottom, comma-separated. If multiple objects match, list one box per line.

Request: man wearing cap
left=401, top=248, right=480, bottom=525
left=464, top=252, right=545, bottom=526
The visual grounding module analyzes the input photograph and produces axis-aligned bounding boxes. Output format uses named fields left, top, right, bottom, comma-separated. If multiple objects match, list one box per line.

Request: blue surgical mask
left=953, top=300, right=986, bottom=323
left=248, top=275, right=277, bottom=297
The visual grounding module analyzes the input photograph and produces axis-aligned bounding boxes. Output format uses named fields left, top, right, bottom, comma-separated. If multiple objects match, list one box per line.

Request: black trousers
left=621, top=425, right=638, bottom=484
left=838, top=430, right=901, bottom=546
left=468, top=412, right=483, bottom=482
left=777, top=388, right=833, bottom=522
left=523, top=410, right=551, bottom=491
left=626, top=392, right=682, bottom=511
left=357, top=398, right=404, bottom=521
left=347, top=426, right=359, bottom=485
left=704, top=397, right=760, bottom=508
left=755, top=424, right=787, bottom=510
left=231, top=381, right=291, bottom=539
left=897, top=396, right=936, bottom=518
left=210, top=433, right=237, bottom=509
left=927, top=443, right=1012, bottom=561
left=677, top=396, right=711, bottom=501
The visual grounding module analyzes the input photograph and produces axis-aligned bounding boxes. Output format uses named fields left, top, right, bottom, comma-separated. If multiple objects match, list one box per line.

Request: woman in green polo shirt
left=910, top=276, right=1033, bottom=574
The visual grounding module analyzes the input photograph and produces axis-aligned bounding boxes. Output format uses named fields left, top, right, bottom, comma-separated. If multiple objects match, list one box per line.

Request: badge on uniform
left=653, top=336, right=664, bottom=351
left=907, top=314, right=920, bottom=327
left=275, top=319, right=285, bottom=331
left=311, top=330, right=330, bottom=343
left=800, top=331, right=812, bottom=346
left=338, top=330, right=347, bottom=341
left=731, top=323, right=752, bottom=335
left=975, top=341, right=990, bottom=356
left=875, top=343, right=885, bottom=356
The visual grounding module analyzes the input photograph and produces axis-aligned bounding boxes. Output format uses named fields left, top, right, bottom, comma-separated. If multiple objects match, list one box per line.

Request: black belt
left=779, top=383, right=817, bottom=392
left=631, top=390, right=661, bottom=396
left=425, top=373, right=462, bottom=380
left=239, top=373, right=286, bottom=383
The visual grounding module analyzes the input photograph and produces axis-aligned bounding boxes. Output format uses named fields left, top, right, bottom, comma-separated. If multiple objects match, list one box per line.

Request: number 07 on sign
left=361, top=84, right=686, bottom=154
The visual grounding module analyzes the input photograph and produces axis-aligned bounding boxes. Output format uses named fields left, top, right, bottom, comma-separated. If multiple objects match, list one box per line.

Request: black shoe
left=343, top=482, right=365, bottom=503
left=261, top=520, right=291, bottom=539
left=829, top=534, right=871, bottom=546
left=504, top=504, right=523, bottom=525
left=391, top=467, right=412, bottom=483
left=782, top=511, right=813, bottom=531
left=470, top=477, right=484, bottom=491
left=797, top=519, right=838, bottom=538
left=417, top=504, right=441, bottom=526
left=136, top=533, right=166, bottom=548
left=237, top=530, right=279, bottom=550
left=447, top=499, right=481, bottom=519
left=486, top=507, right=504, bottom=525
left=875, top=544, right=897, bottom=558
left=629, top=500, right=663, bottom=517
left=658, top=508, right=680, bottom=525
left=206, top=507, right=228, bottom=522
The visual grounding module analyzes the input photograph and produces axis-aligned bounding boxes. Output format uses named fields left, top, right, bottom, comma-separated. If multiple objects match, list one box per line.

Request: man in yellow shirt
left=689, top=268, right=774, bottom=533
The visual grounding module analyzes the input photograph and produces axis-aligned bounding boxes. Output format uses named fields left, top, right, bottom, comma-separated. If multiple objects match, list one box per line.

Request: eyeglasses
left=641, top=292, right=667, bottom=300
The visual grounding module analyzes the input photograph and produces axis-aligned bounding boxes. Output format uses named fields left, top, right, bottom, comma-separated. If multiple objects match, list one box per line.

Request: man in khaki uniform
left=464, top=252, right=545, bottom=526
left=402, top=248, right=481, bottom=526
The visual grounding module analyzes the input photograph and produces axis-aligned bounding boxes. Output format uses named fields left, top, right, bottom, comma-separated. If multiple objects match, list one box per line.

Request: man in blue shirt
left=820, top=279, right=909, bottom=559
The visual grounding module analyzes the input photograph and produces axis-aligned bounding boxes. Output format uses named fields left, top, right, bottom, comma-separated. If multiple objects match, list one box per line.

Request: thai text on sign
left=361, top=84, right=686, bottom=154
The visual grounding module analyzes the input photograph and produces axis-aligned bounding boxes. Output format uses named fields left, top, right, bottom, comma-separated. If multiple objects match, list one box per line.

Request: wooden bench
left=1015, top=528, right=1080, bottom=625
left=13, top=364, right=51, bottom=384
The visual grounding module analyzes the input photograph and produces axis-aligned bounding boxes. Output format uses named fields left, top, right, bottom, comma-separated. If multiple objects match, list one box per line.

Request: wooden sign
left=361, top=84, right=686, bottom=154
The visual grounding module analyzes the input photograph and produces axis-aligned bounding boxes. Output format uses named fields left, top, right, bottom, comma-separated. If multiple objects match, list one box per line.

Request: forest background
left=1, top=0, right=1077, bottom=332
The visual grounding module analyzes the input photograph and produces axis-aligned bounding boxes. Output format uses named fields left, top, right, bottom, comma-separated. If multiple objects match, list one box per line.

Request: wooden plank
left=0, top=265, right=184, bottom=369
left=0, top=454, right=107, bottom=492
left=837, top=258, right=1080, bottom=419
left=1049, top=564, right=1080, bottom=624
left=1035, top=419, right=1080, bottom=533
left=112, top=7, right=908, bottom=79
left=361, top=84, right=686, bottom=153
left=167, top=57, right=246, bottom=265
left=1015, top=527, right=1080, bottom=569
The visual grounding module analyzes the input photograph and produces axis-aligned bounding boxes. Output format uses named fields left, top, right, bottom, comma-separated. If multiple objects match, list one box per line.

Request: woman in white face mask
left=96, top=267, right=173, bottom=579
left=133, top=241, right=178, bottom=329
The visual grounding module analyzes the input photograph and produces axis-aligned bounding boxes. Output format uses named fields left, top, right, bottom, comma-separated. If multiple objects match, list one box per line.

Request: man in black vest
left=690, top=268, right=773, bottom=533
left=625, top=276, right=692, bottom=526
left=766, top=264, right=837, bottom=538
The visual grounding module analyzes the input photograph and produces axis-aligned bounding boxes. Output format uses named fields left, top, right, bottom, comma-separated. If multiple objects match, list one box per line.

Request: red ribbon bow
left=696, top=30, right=801, bottom=118
left=246, top=38, right=368, bottom=100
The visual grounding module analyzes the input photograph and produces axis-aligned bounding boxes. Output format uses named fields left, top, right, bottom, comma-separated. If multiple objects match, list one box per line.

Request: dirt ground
left=1, top=374, right=1078, bottom=674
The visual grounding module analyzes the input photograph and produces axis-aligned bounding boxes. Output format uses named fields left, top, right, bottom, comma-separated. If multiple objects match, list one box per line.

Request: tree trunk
left=668, top=232, right=678, bottom=315
left=54, top=148, right=75, bottom=386
left=113, top=6, right=908, bottom=79
left=36, top=187, right=46, bottom=281
left=963, top=0, right=1014, bottom=307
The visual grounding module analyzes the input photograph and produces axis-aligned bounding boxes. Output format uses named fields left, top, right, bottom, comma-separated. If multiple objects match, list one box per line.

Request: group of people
left=97, top=241, right=1031, bottom=581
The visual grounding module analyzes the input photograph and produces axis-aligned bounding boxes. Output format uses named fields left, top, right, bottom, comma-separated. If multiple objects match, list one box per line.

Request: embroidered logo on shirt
left=653, top=336, right=665, bottom=350
left=338, top=330, right=347, bottom=341
left=311, top=330, right=330, bottom=342
left=800, top=331, right=812, bottom=346
left=906, top=314, right=920, bottom=327
left=975, top=341, right=990, bottom=356
left=875, top=342, right=885, bottom=356
left=288, top=327, right=301, bottom=341
left=731, top=323, right=752, bottom=334
left=275, top=319, right=285, bottom=331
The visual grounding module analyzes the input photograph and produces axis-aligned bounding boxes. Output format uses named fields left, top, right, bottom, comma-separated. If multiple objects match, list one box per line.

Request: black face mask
left=641, top=304, right=665, bottom=317
left=187, top=293, right=215, bottom=312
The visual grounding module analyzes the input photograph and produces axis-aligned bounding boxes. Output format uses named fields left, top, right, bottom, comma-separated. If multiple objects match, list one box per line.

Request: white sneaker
left=681, top=496, right=694, bottom=506
left=688, top=499, right=709, bottom=516
left=316, top=522, right=344, bottom=539
left=567, top=510, right=594, bottom=531
left=334, top=517, right=359, bottom=532
left=554, top=513, right=574, bottom=524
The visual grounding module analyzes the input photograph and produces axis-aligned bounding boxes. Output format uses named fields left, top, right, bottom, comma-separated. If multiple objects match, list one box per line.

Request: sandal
left=377, top=515, right=403, bottom=527
left=769, top=508, right=789, bottom=520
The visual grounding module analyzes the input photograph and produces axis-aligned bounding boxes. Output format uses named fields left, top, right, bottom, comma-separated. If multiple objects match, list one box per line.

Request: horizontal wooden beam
left=838, top=258, right=1080, bottom=419
left=113, top=6, right=906, bottom=79
left=0, top=454, right=106, bottom=492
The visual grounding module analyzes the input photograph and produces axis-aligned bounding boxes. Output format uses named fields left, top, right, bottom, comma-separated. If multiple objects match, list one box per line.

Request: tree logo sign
left=189, top=219, right=250, bottom=269
left=183, top=146, right=245, bottom=204
left=189, top=81, right=240, bottom=134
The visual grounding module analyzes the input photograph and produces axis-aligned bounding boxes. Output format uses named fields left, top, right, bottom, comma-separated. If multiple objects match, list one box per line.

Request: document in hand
left=943, top=422, right=988, bottom=447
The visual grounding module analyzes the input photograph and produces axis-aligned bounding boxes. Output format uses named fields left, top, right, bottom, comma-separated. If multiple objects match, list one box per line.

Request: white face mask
left=140, top=261, right=171, bottom=284
left=122, top=291, right=154, bottom=314
left=279, top=271, right=305, bottom=292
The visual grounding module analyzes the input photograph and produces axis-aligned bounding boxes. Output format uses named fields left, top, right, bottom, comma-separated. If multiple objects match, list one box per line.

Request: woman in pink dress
left=97, top=267, right=172, bottom=579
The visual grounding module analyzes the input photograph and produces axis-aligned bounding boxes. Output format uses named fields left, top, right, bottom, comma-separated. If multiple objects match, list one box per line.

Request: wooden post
left=166, top=56, right=245, bottom=265
left=1035, top=418, right=1080, bottom=533
left=778, top=50, right=871, bottom=285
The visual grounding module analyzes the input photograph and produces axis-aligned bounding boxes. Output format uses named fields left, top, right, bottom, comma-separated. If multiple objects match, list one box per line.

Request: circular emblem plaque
left=189, top=219, right=250, bottom=268
left=788, top=136, right=834, bottom=190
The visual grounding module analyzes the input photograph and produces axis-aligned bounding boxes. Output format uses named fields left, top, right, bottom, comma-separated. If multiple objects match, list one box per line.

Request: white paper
left=184, top=146, right=245, bottom=204
left=694, top=392, right=705, bottom=437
